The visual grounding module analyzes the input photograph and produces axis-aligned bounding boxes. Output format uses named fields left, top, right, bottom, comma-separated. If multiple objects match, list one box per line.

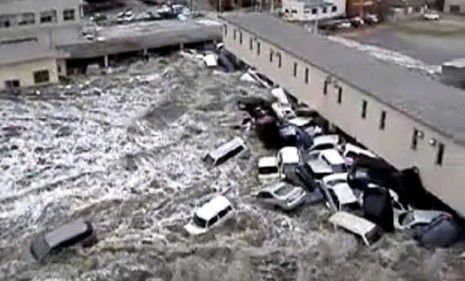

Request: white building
left=221, top=13, right=465, bottom=218
left=282, top=0, right=346, bottom=21
left=443, top=0, right=465, bottom=14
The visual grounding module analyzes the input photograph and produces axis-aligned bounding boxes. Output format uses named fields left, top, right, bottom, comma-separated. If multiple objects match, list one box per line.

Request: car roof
left=279, top=146, right=300, bottom=163
left=208, top=137, right=245, bottom=159
left=288, top=116, right=313, bottom=127
left=329, top=183, right=357, bottom=204
left=261, top=182, right=297, bottom=195
left=258, top=156, right=278, bottom=167
left=44, top=219, right=91, bottom=248
left=344, top=143, right=376, bottom=158
left=195, top=195, right=232, bottom=221
left=322, top=172, right=348, bottom=185
left=312, top=134, right=339, bottom=146
left=320, top=149, right=345, bottom=165
left=329, top=211, right=376, bottom=235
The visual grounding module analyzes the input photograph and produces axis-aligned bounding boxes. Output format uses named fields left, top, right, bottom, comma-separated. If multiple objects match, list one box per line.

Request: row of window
left=227, top=25, right=446, bottom=166
left=0, top=9, right=76, bottom=29
left=284, top=5, right=337, bottom=15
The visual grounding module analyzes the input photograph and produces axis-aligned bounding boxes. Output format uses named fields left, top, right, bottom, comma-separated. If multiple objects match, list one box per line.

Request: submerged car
left=203, top=137, right=247, bottom=167
left=184, top=195, right=234, bottom=235
left=256, top=182, right=307, bottom=211
left=30, top=219, right=96, bottom=262
left=329, top=211, right=383, bottom=247
left=394, top=209, right=451, bottom=230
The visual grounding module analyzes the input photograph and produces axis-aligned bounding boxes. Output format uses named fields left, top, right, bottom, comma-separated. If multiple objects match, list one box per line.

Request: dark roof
left=221, top=13, right=465, bottom=145
left=0, top=42, right=68, bottom=65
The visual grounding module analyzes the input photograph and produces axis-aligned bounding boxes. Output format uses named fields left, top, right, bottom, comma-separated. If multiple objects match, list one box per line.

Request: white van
left=328, top=211, right=383, bottom=247
left=203, top=137, right=247, bottom=167
left=184, top=195, right=234, bottom=236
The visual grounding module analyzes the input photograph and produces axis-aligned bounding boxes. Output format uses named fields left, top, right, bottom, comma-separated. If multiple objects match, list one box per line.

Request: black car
left=347, top=157, right=396, bottom=191
left=30, top=219, right=96, bottom=262
left=294, top=164, right=318, bottom=191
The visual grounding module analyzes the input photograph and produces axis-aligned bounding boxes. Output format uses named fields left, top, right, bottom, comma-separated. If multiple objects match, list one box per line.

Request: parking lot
left=0, top=52, right=464, bottom=280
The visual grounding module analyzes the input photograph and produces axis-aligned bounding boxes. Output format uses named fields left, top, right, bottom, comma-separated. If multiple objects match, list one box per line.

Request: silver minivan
left=203, top=137, right=247, bottom=167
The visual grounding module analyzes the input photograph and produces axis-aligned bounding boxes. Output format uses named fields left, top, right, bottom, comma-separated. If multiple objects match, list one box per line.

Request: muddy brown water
left=0, top=55, right=463, bottom=280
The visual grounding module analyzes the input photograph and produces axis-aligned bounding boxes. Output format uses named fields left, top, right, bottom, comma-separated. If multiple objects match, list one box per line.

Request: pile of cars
left=184, top=72, right=464, bottom=249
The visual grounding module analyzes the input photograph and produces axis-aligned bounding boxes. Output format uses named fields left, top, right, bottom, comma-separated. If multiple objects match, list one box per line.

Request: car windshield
left=192, top=215, right=207, bottom=228
left=365, top=227, right=383, bottom=245
left=259, top=166, right=278, bottom=174
left=274, top=184, right=295, bottom=197
left=398, top=212, right=415, bottom=226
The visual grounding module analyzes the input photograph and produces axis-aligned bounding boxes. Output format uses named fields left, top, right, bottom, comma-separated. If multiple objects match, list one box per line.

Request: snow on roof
left=195, top=195, right=232, bottom=221
left=258, top=156, right=278, bottom=167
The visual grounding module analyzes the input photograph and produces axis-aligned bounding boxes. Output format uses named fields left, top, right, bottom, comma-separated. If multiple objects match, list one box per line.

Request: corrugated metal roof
left=221, top=13, right=465, bottom=145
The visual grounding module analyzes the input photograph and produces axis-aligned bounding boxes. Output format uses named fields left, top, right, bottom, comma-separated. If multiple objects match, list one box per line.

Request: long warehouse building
left=220, top=13, right=465, bottom=217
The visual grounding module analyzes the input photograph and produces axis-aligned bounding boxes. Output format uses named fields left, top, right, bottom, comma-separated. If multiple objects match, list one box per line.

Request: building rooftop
left=222, top=13, right=465, bottom=145
left=0, top=42, right=68, bottom=65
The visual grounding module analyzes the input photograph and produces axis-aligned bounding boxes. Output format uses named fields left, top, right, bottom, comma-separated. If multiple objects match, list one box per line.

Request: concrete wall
left=222, top=23, right=465, bottom=217
left=0, top=57, right=59, bottom=90
left=282, top=0, right=344, bottom=21
left=0, top=0, right=84, bottom=46
left=444, top=0, right=465, bottom=13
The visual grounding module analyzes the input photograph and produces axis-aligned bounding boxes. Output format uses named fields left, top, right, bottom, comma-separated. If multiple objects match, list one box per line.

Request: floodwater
left=0, top=55, right=464, bottom=280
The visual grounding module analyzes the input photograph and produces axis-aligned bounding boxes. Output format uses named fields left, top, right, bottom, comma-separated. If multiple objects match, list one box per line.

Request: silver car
left=256, top=182, right=306, bottom=211
left=394, top=209, right=451, bottom=230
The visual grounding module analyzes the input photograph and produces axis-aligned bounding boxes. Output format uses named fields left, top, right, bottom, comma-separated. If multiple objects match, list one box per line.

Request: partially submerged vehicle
left=257, top=156, right=280, bottom=183
left=394, top=209, right=451, bottom=230
left=184, top=195, right=234, bottom=235
left=329, top=211, right=383, bottom=247
left=203, top=137, right=247, bottom=167
left=30, top=219, right=96, bottom=262
left=256, top=182, right=307, bottom=211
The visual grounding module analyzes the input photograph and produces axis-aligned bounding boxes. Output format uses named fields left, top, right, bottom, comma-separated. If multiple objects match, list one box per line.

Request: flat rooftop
left=222, top=13, right=465, bottom=145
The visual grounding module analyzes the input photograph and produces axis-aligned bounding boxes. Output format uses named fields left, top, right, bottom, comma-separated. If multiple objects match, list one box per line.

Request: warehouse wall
left=223, top=22, right=465, bottom=216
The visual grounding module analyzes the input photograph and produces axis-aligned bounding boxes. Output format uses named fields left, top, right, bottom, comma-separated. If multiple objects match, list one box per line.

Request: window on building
left=361, top=100, right=367, bottom=119
left=312, top=8, right=317, bottom=14
left=305, top=67, right=309, bottom=84
left=4, top=79, right=20, bottom=89
left=323, top=80, right=328, bottom=95
left=223, top=25, right=228, bottom=36
left=18, top=13, right=35, bottom=25
left=233, top=29, right=237, bottom=40
left=0, top=15, right=11, bottom=28
left=292, top=9, right=298, bottom=14
left=293, top=62, right=297, bottom=77
left=322, top=7, right=327, bottom=13
left=270, top=49, right=274, bottom=62
left=33, top=70, right=50, bottom=84
left=411, top=128, right=419, bottom=150
left=239, top=32, right=243, bottom=44
left=63, top=9, right=75, bottom=21
left=337, top=86, right=342, bottom=104
left=257, top=41, right=260, bottom=55
left=436, top=143, right=444, bottom=166
left=277, top=53, right=282, bottom=68
left=249, top=37, right=253, bottom=50
left=332, top=6, right=337, bottom=12
left=40, top=10, right=57, bottom=23
left=379, top=110, right=386, bottom=130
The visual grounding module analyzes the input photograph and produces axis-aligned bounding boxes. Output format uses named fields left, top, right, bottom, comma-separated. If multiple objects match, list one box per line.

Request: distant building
left=282, top=0, right=345, bottom=21
left=443, top=0, right=465, bottom=14
left=346, top=0, right=378, bottom=17
left=0, top=0, right=84, bottom=91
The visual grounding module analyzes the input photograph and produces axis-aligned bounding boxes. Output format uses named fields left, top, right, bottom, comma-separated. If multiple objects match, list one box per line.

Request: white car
left=203, top=137, right=247, bottom=167
left=308, top=134, right=340, bottom=152
left=423, top=12, right=440, bottom=21
left=321, top=173, right=358, bottom=211
left=245, top=68, right=273, bottom=89
left=271, top=87, right=290, bottom=105
left=257, top=156, right=280, bottom=183
left=393, top=209, right=450, bottom=230
left=329, top=211, right=383, bottom=247
left=306, top=149, right=347, bottom=175
left=272, top=102, right=296, bottom=119
left=277, top=146, right=302, bottom=175
left=184, top=195, right=234, bottom=235
left=203, top=51, right=218, bottom=67
left=342, top=143, right=376, bottom=166
left=256, top=182, right=307, bottom=211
